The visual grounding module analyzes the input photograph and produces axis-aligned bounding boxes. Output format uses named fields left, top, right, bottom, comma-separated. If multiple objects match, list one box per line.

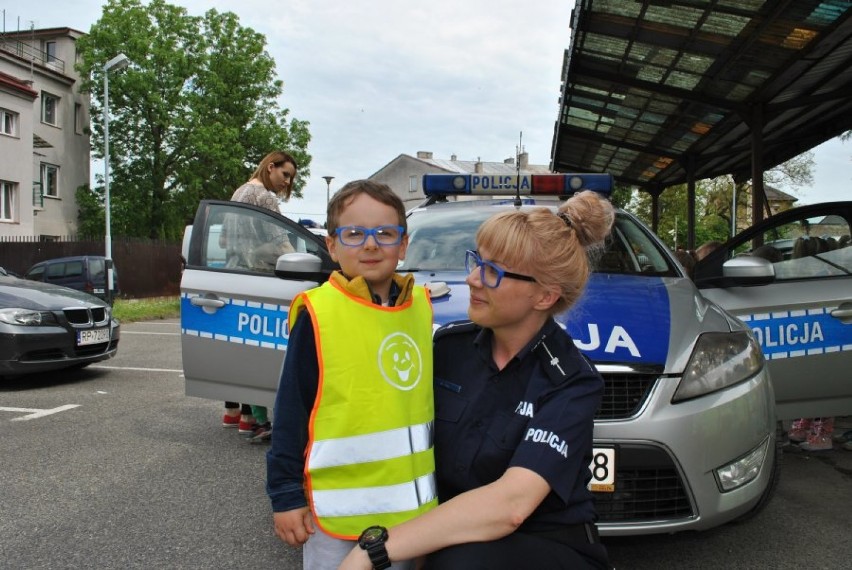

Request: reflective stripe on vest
left=313, top=473, right=437, bottom=517
left=310, top=421, right=433, bottom=469
left=291, top=281, right=436, bottom=538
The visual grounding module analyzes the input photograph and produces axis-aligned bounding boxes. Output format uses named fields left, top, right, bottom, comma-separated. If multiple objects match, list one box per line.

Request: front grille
left=63, top=307, right=110, bottom=327
left=594, top=445, right=694, bottom=523
left=75, top=342, right=110, bottom=357
left=21, top=348, right=65, bottom=361
left=595, top=373, right=658, bottom=419
left=90, top=307, right=107, bottom=323
left=21, top=339, right=117, bottom=362
left=64, top=308, right=92, bottom=325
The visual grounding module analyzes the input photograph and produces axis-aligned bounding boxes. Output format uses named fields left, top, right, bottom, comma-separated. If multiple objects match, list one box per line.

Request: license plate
left=78, top=328, right=109, bottom=346
left=587, top=447, right=616, bottom=492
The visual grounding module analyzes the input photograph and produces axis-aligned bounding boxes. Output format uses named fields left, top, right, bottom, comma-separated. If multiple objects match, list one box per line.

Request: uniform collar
left=473, top=319, right=560, bottom=365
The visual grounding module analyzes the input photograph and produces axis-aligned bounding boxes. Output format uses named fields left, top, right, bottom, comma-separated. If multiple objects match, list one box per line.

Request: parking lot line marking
left=90, top=365, right=183, bottom=373
left=120, top=331, right=180, bottom=336
left=1, top=404, right=80, bottom=421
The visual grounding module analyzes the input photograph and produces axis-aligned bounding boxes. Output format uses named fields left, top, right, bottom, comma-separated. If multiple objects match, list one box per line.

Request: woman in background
left=220, top=151, right=298, bottom=442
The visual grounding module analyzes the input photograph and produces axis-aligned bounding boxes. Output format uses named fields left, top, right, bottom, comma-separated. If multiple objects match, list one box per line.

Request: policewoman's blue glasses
left=464, top=250, right=537, bottom=288
left=335, top=225, right=405, bottom=247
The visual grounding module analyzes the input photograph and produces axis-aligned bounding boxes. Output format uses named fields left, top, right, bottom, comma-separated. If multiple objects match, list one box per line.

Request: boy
left=266, top=180, right=436, bottom=570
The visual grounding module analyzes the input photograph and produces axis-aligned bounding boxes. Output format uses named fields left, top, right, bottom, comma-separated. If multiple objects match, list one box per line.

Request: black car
left=25, top=255, right=120, bottom=302
left=0, top=273, right=120, bottom=377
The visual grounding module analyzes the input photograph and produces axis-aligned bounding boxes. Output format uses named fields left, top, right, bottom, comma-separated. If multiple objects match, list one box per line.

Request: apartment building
left=0, top=26, right=90, bottom=238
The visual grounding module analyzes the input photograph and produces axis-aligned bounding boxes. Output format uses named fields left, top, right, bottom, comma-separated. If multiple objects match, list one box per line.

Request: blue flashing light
left=422, top=173, right=613, bottom=197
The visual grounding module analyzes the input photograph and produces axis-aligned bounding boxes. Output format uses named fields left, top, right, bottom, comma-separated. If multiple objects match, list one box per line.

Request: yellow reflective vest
left=289, top=279, right=437, bottom=538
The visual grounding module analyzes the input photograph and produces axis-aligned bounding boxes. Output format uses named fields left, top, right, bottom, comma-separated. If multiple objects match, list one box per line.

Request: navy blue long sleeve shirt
left=265, top=312, right=319, bottom=512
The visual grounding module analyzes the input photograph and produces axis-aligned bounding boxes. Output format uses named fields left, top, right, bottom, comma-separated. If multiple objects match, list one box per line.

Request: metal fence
left=0, top=236, right=182, bottom=299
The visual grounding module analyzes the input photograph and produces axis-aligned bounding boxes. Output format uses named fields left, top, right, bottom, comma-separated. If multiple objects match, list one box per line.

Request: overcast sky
left=3, top=1, right=848, bottom=224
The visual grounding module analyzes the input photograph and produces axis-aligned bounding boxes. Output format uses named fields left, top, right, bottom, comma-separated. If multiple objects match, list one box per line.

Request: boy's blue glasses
left=464, top=250, right=537, bottom=288
left=335, top=225, right=405, bottom=247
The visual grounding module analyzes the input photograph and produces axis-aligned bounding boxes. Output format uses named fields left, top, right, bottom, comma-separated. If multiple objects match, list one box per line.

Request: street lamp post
left=103, top=53, right=131, bottom=304
left=322, top=176, right=335, bottom=206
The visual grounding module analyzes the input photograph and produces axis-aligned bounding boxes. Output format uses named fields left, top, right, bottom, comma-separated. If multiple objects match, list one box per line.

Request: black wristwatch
left=358, top=525, right=391, bottom=570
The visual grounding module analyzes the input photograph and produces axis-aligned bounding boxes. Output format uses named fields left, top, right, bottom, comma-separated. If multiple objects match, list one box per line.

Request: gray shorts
left=303, top=517, right=415, bottom=570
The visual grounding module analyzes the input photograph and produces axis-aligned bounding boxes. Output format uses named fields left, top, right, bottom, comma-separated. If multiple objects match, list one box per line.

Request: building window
left=41, top=164, right=59, bottom=198
left=75, top=103, right=84, bottom=135
left=1, top=181, right=16, bottom=222
left=1, top=108, right=18, bottom=136
left=42, top=92, right=59, bottom=126
left=409, top=175, right=418, bottom=193
left=44, top=41, right=57, bottom=63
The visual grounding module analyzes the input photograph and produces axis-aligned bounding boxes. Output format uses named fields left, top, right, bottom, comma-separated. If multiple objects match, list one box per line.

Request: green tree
left=628, top=184, right=702, bottom=249
left=75, top=184, right=103, bottom=238
left=76, top=0, right=311, bottom=240
left=609, top=183, right=632, bottom=209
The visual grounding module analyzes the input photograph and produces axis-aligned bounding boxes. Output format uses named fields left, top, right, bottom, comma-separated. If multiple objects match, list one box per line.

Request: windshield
left=400, top=203, right=676, bottom=276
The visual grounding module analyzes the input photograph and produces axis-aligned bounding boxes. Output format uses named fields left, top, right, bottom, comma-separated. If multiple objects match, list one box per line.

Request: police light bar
left=422, top=173, right=613, bottom=197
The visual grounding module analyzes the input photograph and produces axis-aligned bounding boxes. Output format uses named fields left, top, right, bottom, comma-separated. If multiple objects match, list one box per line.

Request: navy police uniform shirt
left=433, top=318, right=604, bottom=527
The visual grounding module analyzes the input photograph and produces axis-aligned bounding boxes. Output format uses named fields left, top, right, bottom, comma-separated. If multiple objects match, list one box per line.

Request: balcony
left=0, top=38, right=65, bottom=74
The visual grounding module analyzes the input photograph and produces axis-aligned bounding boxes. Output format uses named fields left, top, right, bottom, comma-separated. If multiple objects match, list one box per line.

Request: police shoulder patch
left=434, top=319, right=478, bottom=341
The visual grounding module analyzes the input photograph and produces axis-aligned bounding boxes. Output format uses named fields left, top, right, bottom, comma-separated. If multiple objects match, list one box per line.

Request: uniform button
left=455, top=465, right=465, bottom=472
left=474, top=420, right=484, bottom=428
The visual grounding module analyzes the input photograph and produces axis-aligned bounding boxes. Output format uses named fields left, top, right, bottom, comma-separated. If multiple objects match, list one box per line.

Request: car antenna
left=514, top=131, right=523, bottom=208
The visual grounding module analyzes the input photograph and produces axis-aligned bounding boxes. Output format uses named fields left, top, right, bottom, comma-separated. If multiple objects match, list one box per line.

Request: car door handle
left=190, top=297, right=226, bottom=309
left=830, top=306, right=852, bottom=321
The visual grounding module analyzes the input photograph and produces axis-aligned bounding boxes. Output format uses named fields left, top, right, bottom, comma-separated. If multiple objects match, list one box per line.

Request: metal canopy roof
left=551, top=0, right=852, bottom=193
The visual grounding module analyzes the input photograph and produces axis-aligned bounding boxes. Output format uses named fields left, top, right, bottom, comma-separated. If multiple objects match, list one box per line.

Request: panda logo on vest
left=378, top=332, right=422, bottom=391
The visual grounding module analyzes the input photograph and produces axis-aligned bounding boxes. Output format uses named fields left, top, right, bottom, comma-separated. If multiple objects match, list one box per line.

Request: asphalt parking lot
left=1, top=318, right=850, bottom=569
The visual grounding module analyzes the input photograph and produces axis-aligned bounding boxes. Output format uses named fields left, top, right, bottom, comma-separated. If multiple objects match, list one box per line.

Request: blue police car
left=180, top=174, right=851, bottom=536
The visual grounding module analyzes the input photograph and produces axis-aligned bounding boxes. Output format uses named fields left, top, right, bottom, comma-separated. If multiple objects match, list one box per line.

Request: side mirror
left=721, top=256, right=776, bottom=285
left=274, top=252, right=329, bottom=283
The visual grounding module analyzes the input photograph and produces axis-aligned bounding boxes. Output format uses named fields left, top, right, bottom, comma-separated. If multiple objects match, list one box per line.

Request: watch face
left=362, top=527, right=385, bottom=544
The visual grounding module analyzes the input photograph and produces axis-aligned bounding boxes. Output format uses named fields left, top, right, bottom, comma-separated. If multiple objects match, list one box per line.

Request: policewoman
left=341, top=190, right=614, bottom=570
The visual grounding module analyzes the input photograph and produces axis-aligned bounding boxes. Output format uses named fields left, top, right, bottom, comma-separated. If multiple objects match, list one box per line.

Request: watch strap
left=365, top=541, right=391, bottom=570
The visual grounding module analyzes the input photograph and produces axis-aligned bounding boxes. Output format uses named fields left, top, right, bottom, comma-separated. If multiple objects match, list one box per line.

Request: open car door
left=180, top=200, right=337, bottom=407
left=694, top=202, right=852, bottom=419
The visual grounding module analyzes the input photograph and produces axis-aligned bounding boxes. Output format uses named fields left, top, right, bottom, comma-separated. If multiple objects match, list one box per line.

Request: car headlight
left=0, top=308, right=54, bottom=326
left=672, top=331, right=764, bottom=402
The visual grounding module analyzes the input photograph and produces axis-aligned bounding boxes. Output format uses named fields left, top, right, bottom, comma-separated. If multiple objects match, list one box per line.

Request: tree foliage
left=75, top=184, right=103, bottom=238
left=609, top=184, right=632, bottom=209
left=76, top=0, right=311, bottom=240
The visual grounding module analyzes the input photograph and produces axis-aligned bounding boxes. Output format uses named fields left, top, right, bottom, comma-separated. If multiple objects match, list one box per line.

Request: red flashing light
left=530, top=175, right=567, bottom=194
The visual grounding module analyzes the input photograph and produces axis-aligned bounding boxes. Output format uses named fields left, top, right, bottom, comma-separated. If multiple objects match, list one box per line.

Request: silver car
left=179, top=175, right=848, bottom=536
